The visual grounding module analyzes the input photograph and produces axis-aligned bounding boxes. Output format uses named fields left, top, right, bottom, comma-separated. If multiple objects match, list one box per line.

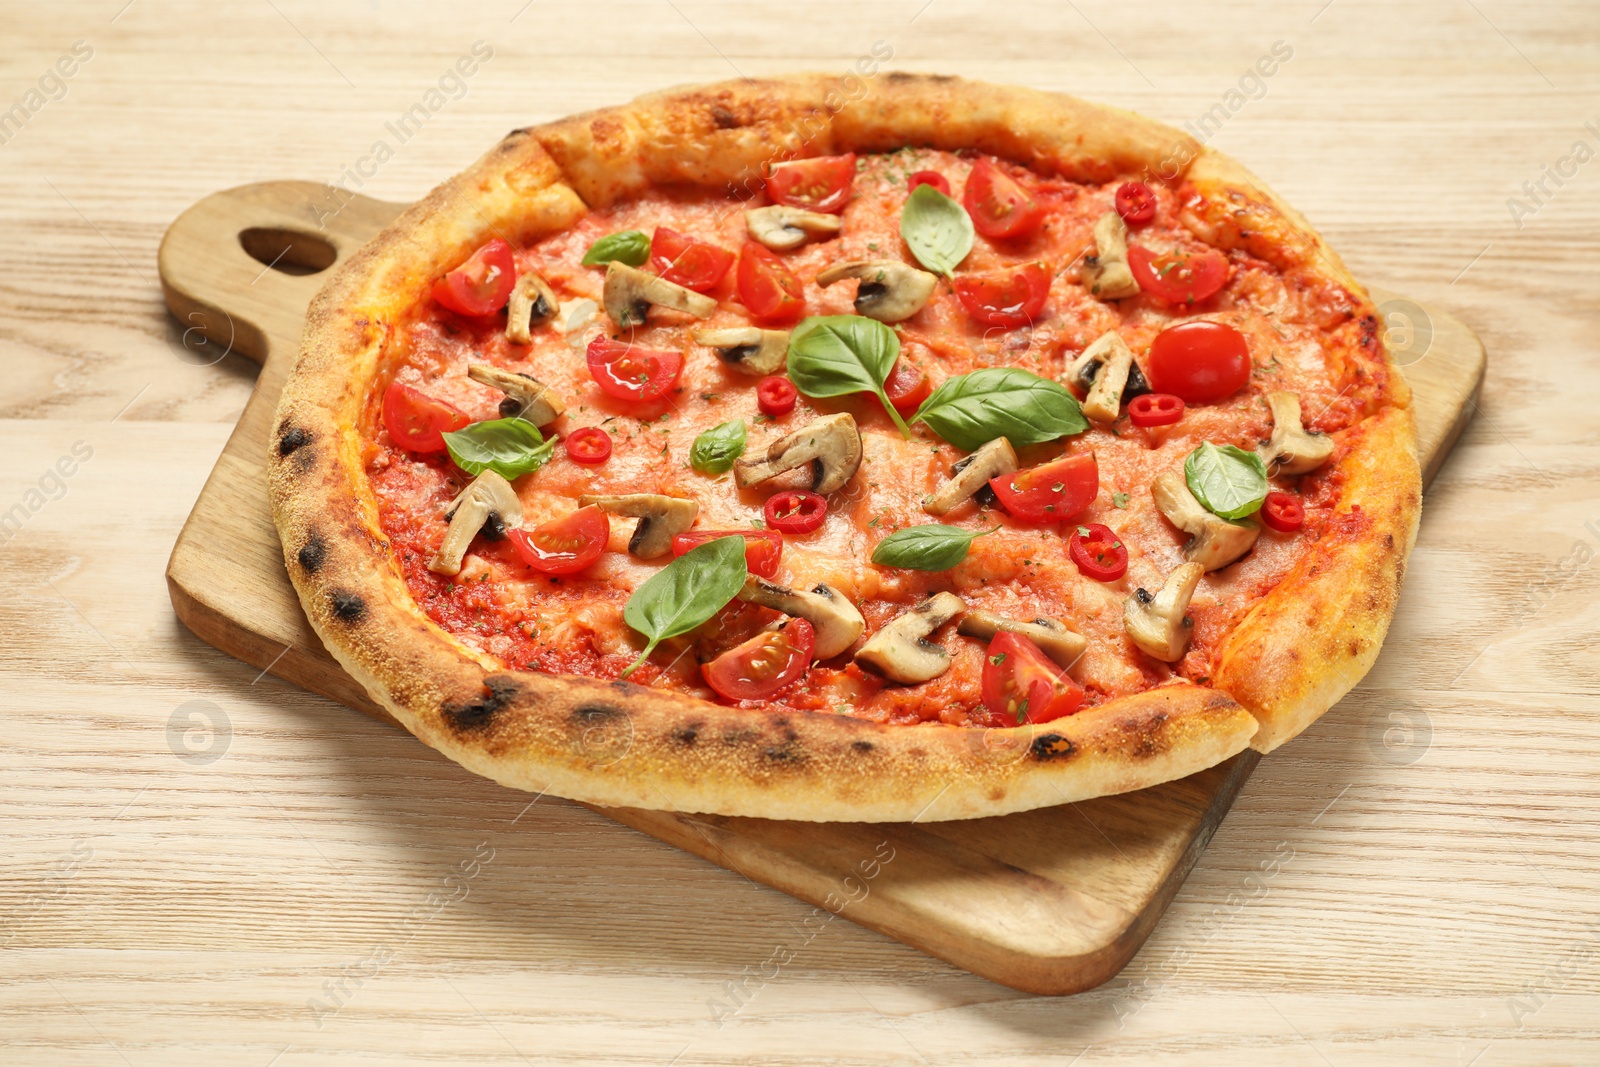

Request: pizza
left=269, top=74, right=1420, bottom=822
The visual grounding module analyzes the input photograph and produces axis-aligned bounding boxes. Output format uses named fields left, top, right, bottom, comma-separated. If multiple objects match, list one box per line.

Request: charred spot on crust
left=710, top=104, right=739, bottom=129
left=1030, top=734, right=1077, bottom=761
left=297, top=534, right=326, bottom=573
left=443, top=676, right=519, bottom=732
left=278, top=426, right=311, bottom=457
left=572, top=703, right=624, bottom=726
left=673, top=724, right=701, bottom=746
left=851, top=740, right=874, bottom=753
left=329, top=590, right=365, bottom=622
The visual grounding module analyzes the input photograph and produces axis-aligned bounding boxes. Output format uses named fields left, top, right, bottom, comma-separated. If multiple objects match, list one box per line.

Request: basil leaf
left=1184, top=442, right=1269, bottom=520
left=689, top=419, right=747, bottom=475
left=899, top=184, right=973, bottom=277
left=442, top=417, right=557, bottom=480
left=622, top=535, right=749, bottom=675
left=911, top=368, right=1088, bottom=452
left=786, top=315, right=911, bottom=436
left=871, top=524, right=994, bottom=571
left=581, top=229, right=649, bottom=267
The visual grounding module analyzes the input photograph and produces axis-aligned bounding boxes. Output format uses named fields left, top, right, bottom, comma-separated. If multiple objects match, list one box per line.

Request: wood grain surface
left=4, top=1, right=1598, bottom=1063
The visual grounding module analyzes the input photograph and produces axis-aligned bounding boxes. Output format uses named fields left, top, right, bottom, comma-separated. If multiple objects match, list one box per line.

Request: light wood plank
left=3, top=0, right=1598, bottom=1062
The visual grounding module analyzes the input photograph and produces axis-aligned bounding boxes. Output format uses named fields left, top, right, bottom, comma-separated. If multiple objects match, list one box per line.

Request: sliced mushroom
left=1066, top=330, right=1150, bottom=422
left=738, top=577, right=865, bottom=659
left=428, top=471, right=523, bottom=577
left=956, top=610, right=1087, bottom=670
left=578, top=493, right=698, bottom=559
left=733, top=412, right=862, bottom=495
left=467, top=364, right=564, bottom=427
left=505, top=271, right=559, bottom=345
left=603, top=262, right=717, bottom=328
left=744, top=205, right=842, bottom=251
left=1084, top=211, right=1140, bottom=300
left=692, top=326, right=789, bottom=376
left=815, top=261, right=937, bottom=323
left=855, top=592, right=966, bottom=684
left=1151, top=469, right=1260, bottom=571
left=1124, top=562, right=1204, bottom=662
left=924, top=437, right=1017, bottom=516
left=1259, top=391, right=1335, bottom=475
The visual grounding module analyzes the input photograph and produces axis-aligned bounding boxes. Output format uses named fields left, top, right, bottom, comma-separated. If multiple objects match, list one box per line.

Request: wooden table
left=4, top=2, right=1597, bottom=1063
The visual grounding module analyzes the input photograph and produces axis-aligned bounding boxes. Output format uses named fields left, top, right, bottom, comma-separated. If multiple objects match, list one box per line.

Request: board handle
left=158, top=181, right=405, bottom=367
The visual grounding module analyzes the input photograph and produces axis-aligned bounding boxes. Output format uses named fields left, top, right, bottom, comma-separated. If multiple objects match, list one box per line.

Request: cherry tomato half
left=432, top=238, right=516, bottom=317
left=1147, top=321, right=1251, bottom=404
left=907, top=170, right=951, bottom=196
left=1069, top=523, right=1129, bottom=582
left=962, top=158, right=1046, bottom=240
left=649, top=227, right=734, bottom=293
left=671, top=529, right=783, bottom=579
left=381, top=382, right=471, bottom=453
left=564, top=426, right=613, bottom=465
left=1128, top=392, right=1186, bottom=427
left=1127, top=245, right=1230, bottom=305
left=766, top=153, right=856, bottom=214
left=884, top=359, right=931, bottom=415
left=989, top=452, right=1099, bottom=524
left=1260, top=491, right=1306, bottom=533
left=981, top=632, right=1084, bottom=727
left=507, top=505, right=609, bottom=576
left=585, top=337, right=684, bottom=403
left=953, top=263, right=1050, bottom=329
left=736, top=241, right=807, bottom=324
left=1114, top=181, right=1157, bottom=225
left=702, top=618, right=816, bottom=701
left=764, top=489, right=827, bottom=534
left=757, top=375, right=798, bottom=416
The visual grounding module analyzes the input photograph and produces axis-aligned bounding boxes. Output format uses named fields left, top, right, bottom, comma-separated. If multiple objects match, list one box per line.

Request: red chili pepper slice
left=564, top=426, right=613, bottom=465
left=756, top=375, right=798, bottom=416
left=1260, top=491, right=1306, bottom=533
left=1128, top=392, right=1186, bottom=427
left=1068, top=523, right=1128, bottom=582
left=764, top=489, right=827, bottom=534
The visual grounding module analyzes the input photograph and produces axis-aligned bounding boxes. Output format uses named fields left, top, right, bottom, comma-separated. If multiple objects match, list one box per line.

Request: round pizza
left=269, top=74, right=1420, bottom=822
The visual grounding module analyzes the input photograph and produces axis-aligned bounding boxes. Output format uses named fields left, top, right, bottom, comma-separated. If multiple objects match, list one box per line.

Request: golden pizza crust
left=269, top=73, right=1417, bottom=821
left=1215, top=405, right=1421, bottom=752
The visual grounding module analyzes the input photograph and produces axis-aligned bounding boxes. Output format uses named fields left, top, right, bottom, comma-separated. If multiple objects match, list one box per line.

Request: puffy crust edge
left=534, top=72, right=1200, bottom=207
left=1214, top=405, right=1422, bottom=752
left=267, top=73, right=1425, bottom=821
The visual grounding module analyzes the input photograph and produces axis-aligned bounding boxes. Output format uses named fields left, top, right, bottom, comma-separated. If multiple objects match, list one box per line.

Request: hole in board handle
left=238, top=227, right=337, bottom=276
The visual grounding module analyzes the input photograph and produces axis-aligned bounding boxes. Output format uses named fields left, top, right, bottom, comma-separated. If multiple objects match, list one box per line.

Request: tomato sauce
left=365, top=149, right=1388, bottom=726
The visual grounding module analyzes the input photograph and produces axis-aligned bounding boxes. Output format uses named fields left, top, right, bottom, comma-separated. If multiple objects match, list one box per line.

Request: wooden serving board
left=161, top=181, right=1484, bottom=996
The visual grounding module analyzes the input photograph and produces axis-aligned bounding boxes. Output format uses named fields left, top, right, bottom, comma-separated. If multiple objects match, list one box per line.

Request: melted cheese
left=366, top=150, right=1385, bottom=725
